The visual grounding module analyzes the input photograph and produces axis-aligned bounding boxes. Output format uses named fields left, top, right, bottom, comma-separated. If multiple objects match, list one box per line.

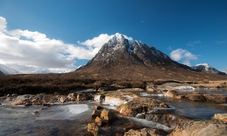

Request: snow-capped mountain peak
left=192, top=63, right=226, bottom=75
left=87, top=33, right=181, bottom=68
left=195, top=63, right=210, bottom=71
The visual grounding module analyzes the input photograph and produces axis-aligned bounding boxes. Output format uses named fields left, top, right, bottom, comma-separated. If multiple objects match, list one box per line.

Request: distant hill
left=192, top=63, right=226, bottom=75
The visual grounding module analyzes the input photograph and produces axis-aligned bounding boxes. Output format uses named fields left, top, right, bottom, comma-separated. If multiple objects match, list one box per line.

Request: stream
left=0, top=89, right=227, bottom=135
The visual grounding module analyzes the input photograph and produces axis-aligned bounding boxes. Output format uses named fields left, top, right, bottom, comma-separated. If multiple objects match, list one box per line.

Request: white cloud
left=0, top=17, right=7, bottom=32
left=187, top=41, right=201, bottom=47
left=170, top=49, right=198, bottom=66
left=215, top=40, right=226, bottom=44
left=0, top=16, right=112, bottom=73
left=220, top=68, right=227, bottom=74
left=78, top=33, right=112, bottom=49
left=0, top=16, right=133, bottom=74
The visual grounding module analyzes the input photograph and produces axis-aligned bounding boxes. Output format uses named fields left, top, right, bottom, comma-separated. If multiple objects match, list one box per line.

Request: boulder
left=169, top=120, right=227, bottom=136
left=91, top=109, right=102, bottom=118
left=87, top=123, right=99, bottom=136
left=145, top=114, right=190, bottom=128
left=59, top=96, right=67, bottom=103
left=100, top=109, right=117, bottom=122
left=94, top=105, right=103, bottom=110
left=116, top=98, right=169, bottom=117
left=11, top=99, right=24, bottom=105
left=76, top=93, right=93, bottom=101
left=213, top=113, right=227, bottom=123
left=67, top=93, right=76, bottom=101
left=95, top=116, right=103, bottom=126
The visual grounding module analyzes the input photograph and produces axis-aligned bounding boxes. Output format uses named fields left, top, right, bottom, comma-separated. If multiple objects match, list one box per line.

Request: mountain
left=0, top=64, right=20, bottom=75
left=72, top=33, right=227, bottom=81
left=192, top=63, right=226, bottom=75
left=0, top=70, right=4, bottom=76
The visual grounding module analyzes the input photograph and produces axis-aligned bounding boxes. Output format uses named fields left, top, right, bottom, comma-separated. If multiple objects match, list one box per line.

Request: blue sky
left=0, top=0, right=227, bottom=73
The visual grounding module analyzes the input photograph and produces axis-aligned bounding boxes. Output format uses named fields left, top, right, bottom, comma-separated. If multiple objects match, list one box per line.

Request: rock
left=100, top=109, right=117, bottom=122
left=12, top=93, right=17, bottom=97
left=94, top=105, right=103, bottom=110
left=67, top=93, right=76, bottom=101
left=42, top=103, right=51, bottom=107
left=11, top=99, right=24, bottom=105
left=145, top=114, right=190, bottom=128
left=124, top=128, right=167, bottom=136
left=116, top=98, right=169, bottom=117
left=213, top=113, right=227, bottom=123
left=169, top=120, right=227, bottom=136
left=76, top=93, right=93, bottom=101
left=87, top=123, right=100, bottom=136
left=91, top=109, right=102, bottom=118
left=59, top=96, right=67, bottom=103
left=95, top=116, right=103, bottom=126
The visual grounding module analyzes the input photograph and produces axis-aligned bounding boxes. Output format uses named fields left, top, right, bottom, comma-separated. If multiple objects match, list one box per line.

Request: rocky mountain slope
left=0, top=64, right=20, bottom=75
left=192, top=63, right=226, bottom=75
left=72, top=33, right=227, bottom=81
left=0, top=70, right=4, bottom=76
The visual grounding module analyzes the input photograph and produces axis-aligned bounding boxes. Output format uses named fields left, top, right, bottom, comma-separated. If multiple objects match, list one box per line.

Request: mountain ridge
left=73, top=33, right=227, bottom=81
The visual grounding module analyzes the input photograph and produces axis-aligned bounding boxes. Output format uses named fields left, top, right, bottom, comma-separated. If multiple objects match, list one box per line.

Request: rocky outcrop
left=213, top=113, right=227, bottom=123
left=169, top=120, right=227, bottom=136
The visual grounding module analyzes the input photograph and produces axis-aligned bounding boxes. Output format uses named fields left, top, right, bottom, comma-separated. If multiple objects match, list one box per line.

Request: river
left=0, top=89, right=227, bottom=135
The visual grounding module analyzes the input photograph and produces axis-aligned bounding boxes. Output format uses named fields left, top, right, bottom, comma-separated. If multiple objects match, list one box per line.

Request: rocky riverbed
left=0, top=83, right=227, bottom=135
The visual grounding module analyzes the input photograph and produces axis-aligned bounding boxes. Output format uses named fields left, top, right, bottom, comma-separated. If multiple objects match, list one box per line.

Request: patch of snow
left=0, top=64, right=20, bottom=75
left=128, top=117, right=173, bottom=132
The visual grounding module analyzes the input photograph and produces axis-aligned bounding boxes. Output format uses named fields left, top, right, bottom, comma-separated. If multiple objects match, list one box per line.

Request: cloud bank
left=170, top=48, right=197, bottom=66
left=0, top=16, right=114, bottom=73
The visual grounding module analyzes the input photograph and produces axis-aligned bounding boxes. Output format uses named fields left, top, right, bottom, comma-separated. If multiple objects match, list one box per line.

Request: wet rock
left=91, top=109, right=102, bottom=118
left=59, top=96, right=67, bottom=103
left=169, top=120, right=227, bottom=136
left=94, top=105, right=103, bottom=110
left=116, top=98, right=169, bottom=117
left=87, top=123, right=100, bottom=136
left=76, top=93, right=94, bottom=101
left=124, top=128, right=167, bottom=136
left=100, top=109, right=117, bottom=122
left=11, top=99, right=24, bottom=105
left=145, top=114, right=190, bottom=128
left=23, top=99, right=32, bottom=106
left=95, top=116, right=104, bottom=126
left=67, top=93, right=76, bottom=101
left=213, top=113, right=227, bottom=123
left=42, top=103, right=51, bottom=107
left=12, top=93, right=18, bottom=97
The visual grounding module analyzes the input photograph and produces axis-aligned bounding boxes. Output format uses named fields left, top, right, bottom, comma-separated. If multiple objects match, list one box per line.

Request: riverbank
left=1, top=83, right=227, bottom=135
